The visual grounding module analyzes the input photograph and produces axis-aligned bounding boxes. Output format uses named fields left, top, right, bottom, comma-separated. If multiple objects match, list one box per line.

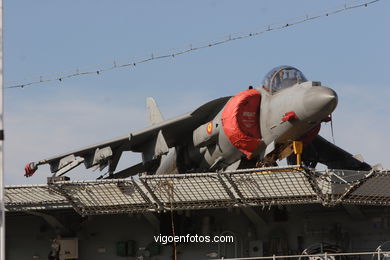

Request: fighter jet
left=24, top=66, right=371, bottom=179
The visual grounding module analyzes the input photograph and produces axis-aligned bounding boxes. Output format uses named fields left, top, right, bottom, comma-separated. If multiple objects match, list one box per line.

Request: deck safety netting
left=225, top=169, right=318, bottom=205
left=343, top=171, right=390, bottom=205
left=4, top=185, right=69, bottom=211
left=4, top=167, right=390, bottom=215
left=49, top=180, right=153, bottom=215
left=141, top=173, right=234, bottom=210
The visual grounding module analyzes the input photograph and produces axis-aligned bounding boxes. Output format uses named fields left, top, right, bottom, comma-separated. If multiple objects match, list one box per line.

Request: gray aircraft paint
left=24, top=66, right=370, bottom=179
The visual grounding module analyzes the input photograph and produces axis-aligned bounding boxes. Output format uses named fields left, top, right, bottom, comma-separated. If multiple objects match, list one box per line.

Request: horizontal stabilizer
left=300, top=135, right=372, bottom=171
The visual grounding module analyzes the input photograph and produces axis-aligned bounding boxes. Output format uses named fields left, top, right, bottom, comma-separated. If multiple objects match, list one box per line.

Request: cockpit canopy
left=262, top=66, right=307, bottom=93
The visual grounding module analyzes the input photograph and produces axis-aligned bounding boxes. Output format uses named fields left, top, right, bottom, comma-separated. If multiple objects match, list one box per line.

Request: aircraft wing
left=25, top=96, right=231, bottom=177
left=302, top=135, right=372, bottom=171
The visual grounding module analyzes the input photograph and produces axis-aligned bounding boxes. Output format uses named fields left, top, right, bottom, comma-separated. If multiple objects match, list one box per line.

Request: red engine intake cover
left=221, top=89, right=262, bottom=159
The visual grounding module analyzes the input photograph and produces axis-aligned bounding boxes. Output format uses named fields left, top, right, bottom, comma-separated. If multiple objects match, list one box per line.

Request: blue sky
left=4, top=0, right=390, bottom=184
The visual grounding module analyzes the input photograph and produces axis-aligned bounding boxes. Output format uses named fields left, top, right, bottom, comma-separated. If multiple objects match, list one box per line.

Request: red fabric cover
left=24, top=163, right=37, bottom=177
left=222, top=89, right=261, bottom=159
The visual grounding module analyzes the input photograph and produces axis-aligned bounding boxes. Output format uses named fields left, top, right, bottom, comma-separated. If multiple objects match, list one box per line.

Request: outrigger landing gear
left=293, top=141, right=303, bottom=165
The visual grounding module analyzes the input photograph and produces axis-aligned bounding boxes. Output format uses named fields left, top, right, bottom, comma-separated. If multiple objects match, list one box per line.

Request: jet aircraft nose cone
left=303, top=86, right=338, bottom=120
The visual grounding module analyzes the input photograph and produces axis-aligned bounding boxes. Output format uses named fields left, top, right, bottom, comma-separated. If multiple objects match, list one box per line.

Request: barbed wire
left=5, top=0, right=380, bottom=89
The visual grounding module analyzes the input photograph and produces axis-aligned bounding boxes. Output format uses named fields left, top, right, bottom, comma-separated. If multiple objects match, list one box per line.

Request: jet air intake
left=221, top=89, right=262, bottom=159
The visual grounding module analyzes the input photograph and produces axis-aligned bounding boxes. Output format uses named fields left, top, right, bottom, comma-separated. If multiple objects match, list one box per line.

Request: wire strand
left=5, top=0, right=380, bottom=89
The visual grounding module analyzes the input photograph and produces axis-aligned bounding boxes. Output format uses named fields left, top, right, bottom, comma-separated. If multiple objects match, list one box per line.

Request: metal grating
left=343, top=171, right=390, bottom=206
left=141, top=173, right=235, bottom=210
left=227, top=169, right=318, bottom=206
left=48, top=179, right=157, bottom=215
left=4, top=166, right=390, bottom=215
left=4, top=185, right=70, bottom=211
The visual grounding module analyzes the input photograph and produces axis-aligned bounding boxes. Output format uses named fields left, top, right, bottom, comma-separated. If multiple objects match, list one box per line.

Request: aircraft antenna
left=330, top=114, right=336, bottom=144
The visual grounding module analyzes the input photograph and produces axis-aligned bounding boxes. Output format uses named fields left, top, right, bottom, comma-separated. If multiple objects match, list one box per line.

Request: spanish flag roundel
left=206, top=121, right=213, bottom=134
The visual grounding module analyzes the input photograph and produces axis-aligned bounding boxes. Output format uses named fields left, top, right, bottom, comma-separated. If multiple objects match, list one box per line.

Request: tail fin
left=146, top=97, right=164, bottom=125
